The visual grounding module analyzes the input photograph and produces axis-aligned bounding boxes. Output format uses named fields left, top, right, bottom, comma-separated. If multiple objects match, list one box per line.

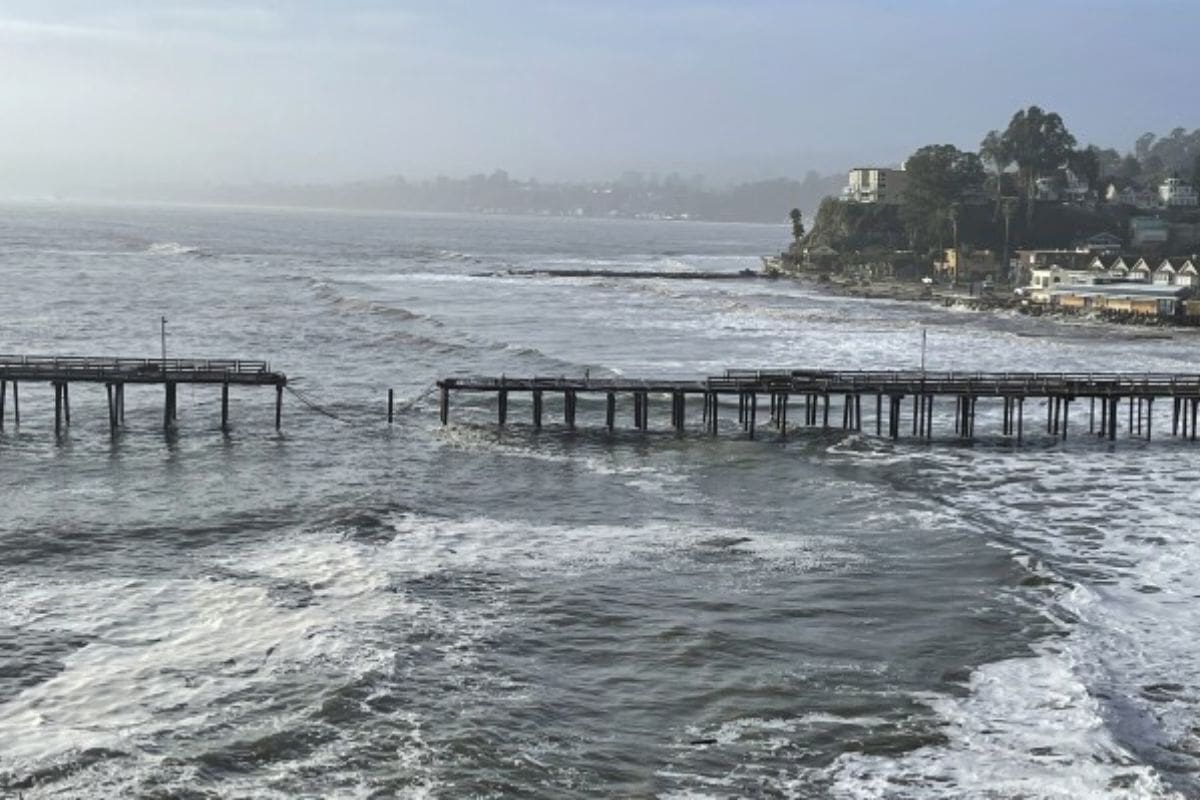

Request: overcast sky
left=1, top=0, right=1198, bottom=195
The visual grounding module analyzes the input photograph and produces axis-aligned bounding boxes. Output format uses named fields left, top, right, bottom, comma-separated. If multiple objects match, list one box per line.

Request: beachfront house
left=1015, top=248, right=1093, bottom=286
left=841, top=167, right=908, bottom=205
left=1159, top=177, right=1199, bottom=208
left=1131, top=258, right=1156, bottom=281
left=1160, top=257, right=1199, bottom=287
left=1024, top=266, right=1098, bottom=303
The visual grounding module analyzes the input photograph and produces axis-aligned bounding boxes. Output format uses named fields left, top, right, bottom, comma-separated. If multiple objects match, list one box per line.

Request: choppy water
left=1, top=203, right=1198, bottom=799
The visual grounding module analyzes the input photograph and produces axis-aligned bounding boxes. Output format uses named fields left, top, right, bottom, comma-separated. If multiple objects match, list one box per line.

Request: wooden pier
left=0, top=355, right=287, bottom=434
left=436, top=369, right=1200, bottom=444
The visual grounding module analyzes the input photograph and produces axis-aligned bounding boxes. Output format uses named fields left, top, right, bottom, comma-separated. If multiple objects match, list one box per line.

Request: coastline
left=773, top=273, right=1198, bottom=331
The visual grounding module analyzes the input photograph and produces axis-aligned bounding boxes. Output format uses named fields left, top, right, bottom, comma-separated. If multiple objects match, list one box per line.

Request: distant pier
left=437, top=369, right=1200, bottom=443
left=0, top=355, right=287, bottom=435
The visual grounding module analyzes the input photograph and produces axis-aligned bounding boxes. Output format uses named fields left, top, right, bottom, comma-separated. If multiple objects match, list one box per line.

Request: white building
left=842, top=167, right=908, bottom=205
left=1159, top=177, right=1199, bottom=207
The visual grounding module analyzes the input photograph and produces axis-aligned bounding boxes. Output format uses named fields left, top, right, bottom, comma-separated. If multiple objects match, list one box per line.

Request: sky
left=1, top=0, right=1198, bottom=196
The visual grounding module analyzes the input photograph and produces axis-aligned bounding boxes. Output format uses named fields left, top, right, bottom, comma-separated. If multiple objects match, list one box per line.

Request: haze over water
left=1, top=204, right=1198, bottom=798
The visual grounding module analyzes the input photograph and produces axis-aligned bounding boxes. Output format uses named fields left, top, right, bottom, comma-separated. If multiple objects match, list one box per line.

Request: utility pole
left=1001, top=196, right=1018, bottom=285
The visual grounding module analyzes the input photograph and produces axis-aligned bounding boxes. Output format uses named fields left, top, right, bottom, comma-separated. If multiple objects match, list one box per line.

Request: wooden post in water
left=106, top=383, right=115, bottom=433
left=1062, top=398, right=1070, bottom=440
left=54, top=382, right=62, bottom=435
left=275, top=383, right=283, bottom=431
left=822, top=393, right=830, bottom=429
left=875, top=394, right=882, bottom=436
left=221, top=383, right=230, bottom=432
left=748, top=392, right=757, bottom=439
left=11, top=381, right=18, bottom=425
left=606, top=392, right=615, bottom=431
left=388, top=388, right=394, bottom=425
left=709, top=392, right=719, bottom=435
left=0, top=379, right=5, bottom=431
left=533, top=389, right=543, bottom=429
left=498, top=389, right=508, bottom=425
left=1109, top=397, right=1118, bottom=441
left=117, top=383, right=124, bottom=424
left=1146, top=397, right=1154, bottom=440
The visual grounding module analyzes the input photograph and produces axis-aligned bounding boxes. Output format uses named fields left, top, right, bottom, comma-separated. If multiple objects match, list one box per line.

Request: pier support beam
left=498, top=389, right=508, bottom=426
left=749, top=392, right=757, bottom=439
left=1017, top=397, right=1024, bottom=443
left=222, top=382, right=230, bottom=432
left=106, top=383, right=116, bottom=433
left=275, top=383, right=283, bottom=431
left=606, top=392, right=615, bottom=432
left=54, top=382, right=63, bottom=435
left=0, top=380, right=5, bottom=431
left=533, top=389, right=543, bottom=429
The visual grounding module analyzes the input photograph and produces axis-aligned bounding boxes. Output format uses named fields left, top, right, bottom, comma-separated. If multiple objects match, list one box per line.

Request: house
left=1023, top=266, right=1100, bottom=303
left=1106, top=183, right=1140, bottom=206
left=1015, top=249, right=1094, bottom=284
left=1130, top=217, right=1170, bottom=248
left=1161, top=257, right=1199, bottom=287
left=1076, top=232, right=1123, bottom=254
left=1159, top=177, right=1199, bottom=208
left=1130, top=257, right=1156, bottom=280
left=842, top=167, right=908, bottom=205
left=1109, top=183, right=1162, bottom=210
left=936, top=248, right=998, bottom=283
left=1153, top=259, right=1177, bottom=285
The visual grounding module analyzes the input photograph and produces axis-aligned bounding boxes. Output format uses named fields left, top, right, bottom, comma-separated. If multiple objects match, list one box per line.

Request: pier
left=0, top=355, right=287, bottom=434
left=436, top=369, right=1200, bottom=443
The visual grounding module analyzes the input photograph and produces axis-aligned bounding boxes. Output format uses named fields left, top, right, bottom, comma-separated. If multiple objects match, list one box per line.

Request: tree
left=1068, top=146, right=1101, bottom=194
left=1118, top=153, right=1142, bottom=181
left=980, top=130, right=1013, bottom=217
left=998, top=105, right=1077, bottom=223
left=789, top=208, right=805, bottom=243
left=900, top=144, right=986, bottom=251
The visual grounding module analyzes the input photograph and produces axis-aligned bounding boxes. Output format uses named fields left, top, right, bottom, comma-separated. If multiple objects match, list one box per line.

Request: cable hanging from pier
left=283, top=380, right=439, bottom=426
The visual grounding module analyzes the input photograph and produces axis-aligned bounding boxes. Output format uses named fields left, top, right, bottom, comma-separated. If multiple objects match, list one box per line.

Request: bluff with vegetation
left=802, top=106, right=1200, bottom=263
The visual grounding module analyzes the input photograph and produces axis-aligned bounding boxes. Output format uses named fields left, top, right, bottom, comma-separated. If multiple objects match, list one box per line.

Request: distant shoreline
left=778, top=273, right=1199, bottom=331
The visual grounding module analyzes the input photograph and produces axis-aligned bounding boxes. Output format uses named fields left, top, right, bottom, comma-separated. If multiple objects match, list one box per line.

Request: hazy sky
left=2, top=0, right=1198, bottom=194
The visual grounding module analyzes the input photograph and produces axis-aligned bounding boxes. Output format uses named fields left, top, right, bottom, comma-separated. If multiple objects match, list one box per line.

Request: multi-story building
left=841, top=167, right=908, bottom=205
left=1159, top=177, right=1199, bottom=207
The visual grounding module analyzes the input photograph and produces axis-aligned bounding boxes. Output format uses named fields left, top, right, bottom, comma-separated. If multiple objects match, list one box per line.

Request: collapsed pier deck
left=0, top=355, right=288, bottom=434
left=438, top=369, right=1200, bottom=443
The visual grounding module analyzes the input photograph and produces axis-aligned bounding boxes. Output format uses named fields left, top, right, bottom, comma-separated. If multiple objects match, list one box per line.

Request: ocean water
left=1, top=203, right=1198, bottom=799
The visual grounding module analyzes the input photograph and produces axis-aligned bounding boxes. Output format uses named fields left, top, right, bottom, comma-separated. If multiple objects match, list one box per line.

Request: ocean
left=0, top=203, right=1197, bottom=799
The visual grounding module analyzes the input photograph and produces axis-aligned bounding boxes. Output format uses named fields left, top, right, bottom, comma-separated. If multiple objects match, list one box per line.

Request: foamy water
left=1, top=205, right=1198, bottom=798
